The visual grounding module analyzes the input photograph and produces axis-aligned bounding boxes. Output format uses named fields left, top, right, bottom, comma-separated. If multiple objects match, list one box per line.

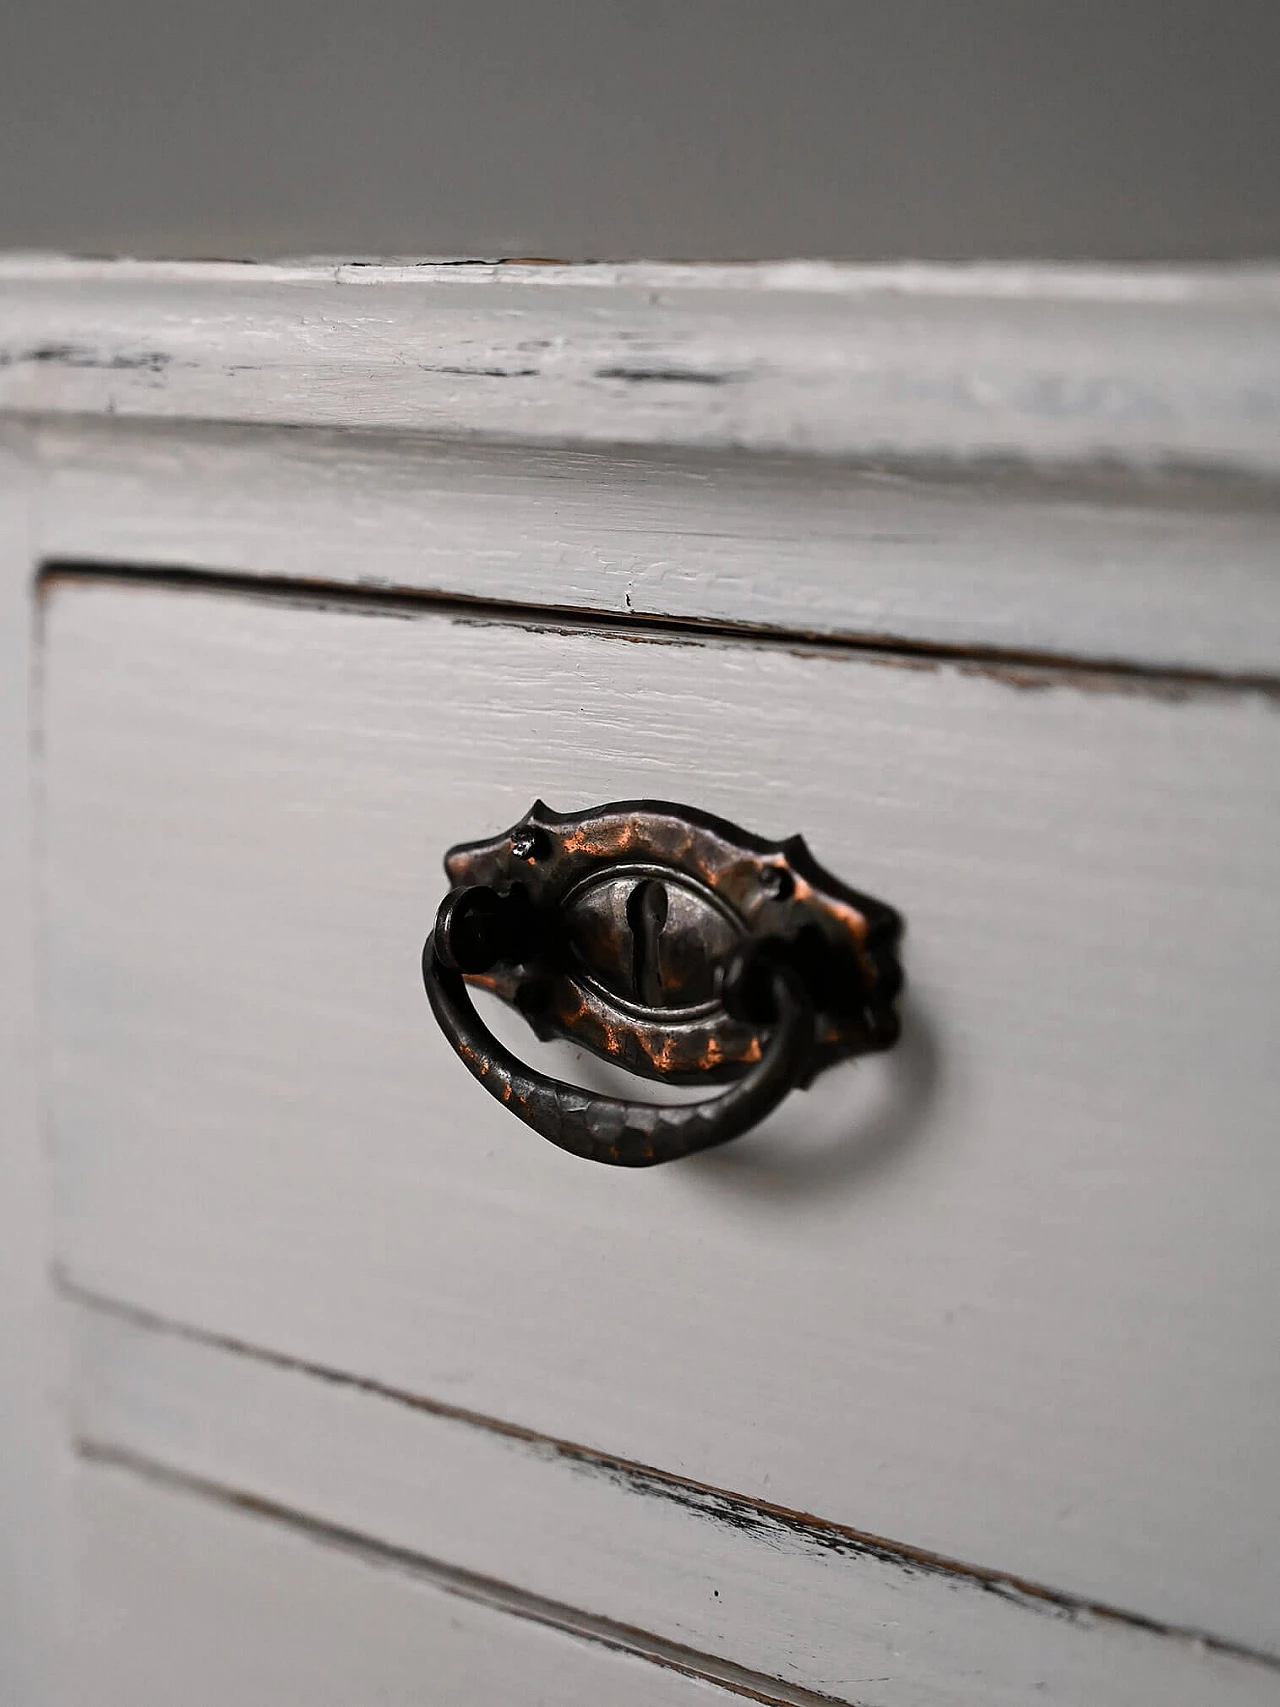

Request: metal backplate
left=443, top=799, right=903, bottom=1086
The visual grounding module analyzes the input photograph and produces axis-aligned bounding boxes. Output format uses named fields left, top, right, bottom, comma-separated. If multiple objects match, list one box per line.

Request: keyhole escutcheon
left=626, top=877, right=670, bottom=1006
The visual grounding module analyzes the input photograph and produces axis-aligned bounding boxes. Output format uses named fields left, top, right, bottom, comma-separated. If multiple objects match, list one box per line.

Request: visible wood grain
left=71, top=1301, right=1280, bottom=1707
left=74, top=1457, right=760, bottom=1707
left=41, top=581, right=1280, bottom=1653
left=2, top=259, right=1278, bottom=473
left=9, top=258, right=1280, bottom=1707
left=35, top=418, right=1280, bottom=676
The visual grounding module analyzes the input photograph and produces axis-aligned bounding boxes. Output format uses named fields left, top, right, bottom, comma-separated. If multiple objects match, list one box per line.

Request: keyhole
left=626, top=878, right=669, bottom=1006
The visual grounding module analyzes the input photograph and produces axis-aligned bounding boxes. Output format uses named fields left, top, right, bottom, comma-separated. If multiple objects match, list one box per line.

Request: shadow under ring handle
left=422, top=933, right=814, bottom=1168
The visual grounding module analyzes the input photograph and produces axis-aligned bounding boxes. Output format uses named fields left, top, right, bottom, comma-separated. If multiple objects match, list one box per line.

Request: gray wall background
left=1, top=1, right=1277, bottom=262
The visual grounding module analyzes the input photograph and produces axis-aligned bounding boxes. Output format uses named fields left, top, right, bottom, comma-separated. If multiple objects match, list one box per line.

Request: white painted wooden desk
left=2, top=260, right=1279, bottom=1706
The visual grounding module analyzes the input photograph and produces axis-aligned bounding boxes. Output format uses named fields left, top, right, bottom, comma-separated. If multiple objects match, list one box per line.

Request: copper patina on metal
left=423, top=799, right=903, bottom=1166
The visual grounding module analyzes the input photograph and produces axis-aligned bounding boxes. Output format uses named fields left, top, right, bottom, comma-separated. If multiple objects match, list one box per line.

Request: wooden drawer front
left=74, top=1458, right=750, bottom=1707
left=43, top=578, right=1280, bottom=1666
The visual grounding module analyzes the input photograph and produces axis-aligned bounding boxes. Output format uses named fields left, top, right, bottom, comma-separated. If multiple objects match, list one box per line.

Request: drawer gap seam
left=62, top=1277, right=1280, bottom=1676
left=77, top=1438, right=853, bottom=1707
left=35, top=561, right=1280, bottom=702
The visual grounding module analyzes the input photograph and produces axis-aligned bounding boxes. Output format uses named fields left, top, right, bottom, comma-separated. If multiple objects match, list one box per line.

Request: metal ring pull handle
left=421, top=800, right=904, bottom=1168
left=424, top=925, right=813, bottom=1167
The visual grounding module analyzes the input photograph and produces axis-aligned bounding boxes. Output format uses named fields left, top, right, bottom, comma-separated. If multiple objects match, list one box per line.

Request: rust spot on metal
left=435, top=799, right=902, bottom=1087
left=423, top=802, right=902, bottom=1163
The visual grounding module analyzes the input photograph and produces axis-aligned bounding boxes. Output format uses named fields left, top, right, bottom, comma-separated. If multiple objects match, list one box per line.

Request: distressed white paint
left=72, top=1302, right=1280, bottom=1707
left=42, top=582, right=1280, bottom=1654
left=75, top=1459, right=751, bottom=1707
left=1, top=259, right=1279, bottom=473
left=0, top=430, right=66, bottom=1707
left=3, top=259, right=1279, bottom=1704
left=33, top=417, right=1280, bottom=676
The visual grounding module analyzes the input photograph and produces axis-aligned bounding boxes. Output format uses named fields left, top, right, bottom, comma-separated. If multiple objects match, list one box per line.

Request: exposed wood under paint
left=32, top=416, right=1280, bottom=677
left=76, top=1457, right=780, bottom=1707
left=38, top=560, right=1280, bottom=698
left=69, top=1290, right=1280, bottom=1707
left=5, top=260, right=1278, bottom=1706
left=42, top=579, right=1280, bottom=1655
left=2, top=259, right=1278, bottom=474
